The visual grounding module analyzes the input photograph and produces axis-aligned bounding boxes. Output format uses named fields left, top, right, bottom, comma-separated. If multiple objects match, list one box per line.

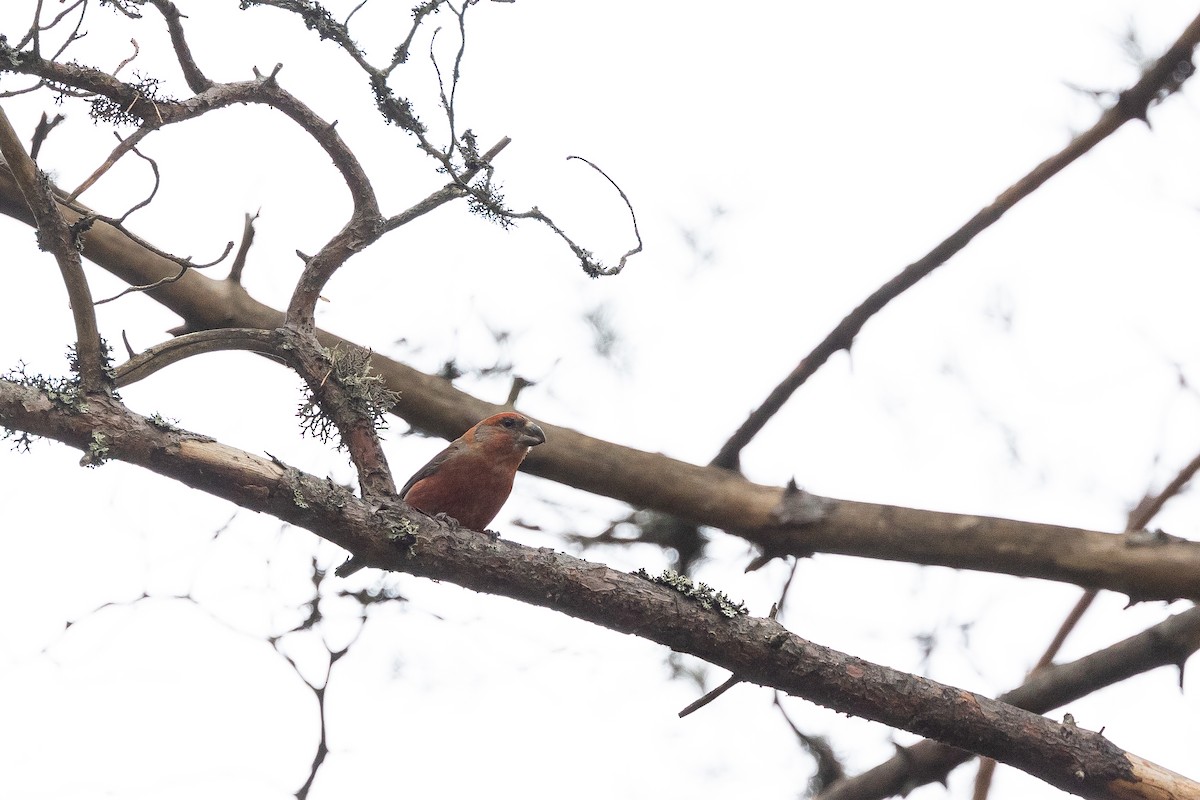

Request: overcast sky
left=1, top=2, right=1199, bottom=798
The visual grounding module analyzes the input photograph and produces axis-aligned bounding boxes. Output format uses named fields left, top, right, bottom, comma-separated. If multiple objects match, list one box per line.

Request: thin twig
left=383, top=136, right=511, bottom=231
left=67, top=127, right=154, bottom=203
left=92, top=244, right=233, bottom=305
left=112, top=38, right=139, bottom=76
left=677, top=673, right=740, bottom=718
left=228, top=211, right=259, bottom=285
left=567, top=155, right=643, bottom=273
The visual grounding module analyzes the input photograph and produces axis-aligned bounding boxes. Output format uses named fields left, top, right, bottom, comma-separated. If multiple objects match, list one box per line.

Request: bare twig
left=678, top=673, right=740, bottom=718
left=383, top=136, right=510, bottom=231
left=343, top=0, right=370, bottom=27
left=88, top=239, right=233, bottom=305
left=242, top=0, right=637, bottom=279
left=112, top=38, right=140, bottom=77
left=28, top=111, right=64, bottom=160
left=567, top=155, right=642, bottom=274
left=67, top=128, right=154, bottom=202
left=110, top=139, right=160, bottom=225
left=228, top=211, right=259, bottom=285
left=710, top=13, right=1200, bottom=471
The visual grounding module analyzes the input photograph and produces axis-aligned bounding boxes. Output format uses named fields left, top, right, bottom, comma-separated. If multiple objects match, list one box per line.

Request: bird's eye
left=501, top=417, right=517, bottom=428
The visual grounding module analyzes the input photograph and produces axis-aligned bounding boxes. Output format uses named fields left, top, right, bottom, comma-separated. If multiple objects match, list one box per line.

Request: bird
left=336, top=411, right=546, bottom=576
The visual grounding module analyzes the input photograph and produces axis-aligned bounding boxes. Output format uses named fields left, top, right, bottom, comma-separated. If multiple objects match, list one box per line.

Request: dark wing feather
left=399, top=440, right=464, bottom=498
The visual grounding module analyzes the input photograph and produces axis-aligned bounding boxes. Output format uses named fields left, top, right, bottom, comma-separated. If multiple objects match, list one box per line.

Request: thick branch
left=817, top=605, right=1200, bottom=800
left=148, top=0, right=214, bottom=93
left=0, top=105, right=105, bottom=390
left=710, top=12, right=1200, bottom=470
left=275, top=327, right=397, bottom=498
left=0, top=378, right=1195, bottom=800
left=0, top=166, right=1198, bottom=601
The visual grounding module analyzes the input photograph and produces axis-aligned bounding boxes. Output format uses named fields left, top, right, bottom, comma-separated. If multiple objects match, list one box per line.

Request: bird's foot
left=433, top=512, right=462, bottom=530
left=482, top=528, right=502, bottom=540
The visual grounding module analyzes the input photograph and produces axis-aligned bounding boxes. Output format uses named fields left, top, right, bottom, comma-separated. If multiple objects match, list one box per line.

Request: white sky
left=1, top=2, right=1199, bottom=798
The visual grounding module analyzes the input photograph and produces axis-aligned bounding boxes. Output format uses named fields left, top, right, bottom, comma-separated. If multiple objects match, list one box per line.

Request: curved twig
left=109, top=328, right=281, bottom=387
left=112, top=38, right=139, bottom=77
left=567, top=154, right=642, bottom=274
left=242, top=0, right=636, bottom=280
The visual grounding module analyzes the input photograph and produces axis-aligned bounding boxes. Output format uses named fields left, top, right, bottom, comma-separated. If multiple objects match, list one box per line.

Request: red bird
left=337, top=411, right=546, bottom=576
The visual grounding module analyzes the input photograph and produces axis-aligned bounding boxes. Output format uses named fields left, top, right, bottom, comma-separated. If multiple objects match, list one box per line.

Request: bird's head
left=471, top=411, right=547, bottom=450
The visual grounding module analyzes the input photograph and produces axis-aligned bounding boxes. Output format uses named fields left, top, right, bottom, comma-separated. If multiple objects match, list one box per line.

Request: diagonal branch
left=816, top=604, right=1200, bottom=800
left=710, top=12, right=1200, bottom=471
left=966, top=448, right=1200, bottom=800
left=0, top=163, right=1198, bottom=601
left=0, top=378, right=1196, bottom=800
left=148, top=0, right=214, bottom=93
left=66, top=127, right=155, bottom=203
left=1036, top=448, right=1200, bottom=673
left=382, top=135, right=510, bottom=231
left=0, top=105, right=106, bottom=390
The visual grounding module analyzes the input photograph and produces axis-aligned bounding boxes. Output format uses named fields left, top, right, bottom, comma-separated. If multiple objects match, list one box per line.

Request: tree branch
left=0, top=162, right=1198, bottom=600
left=816, top=605, right=1200, bottom=800
left=0, top=377, right=1195, bottom=800
left=148, top=0, right=214, bottom=93
left=0, top=105, right=106, bottom=390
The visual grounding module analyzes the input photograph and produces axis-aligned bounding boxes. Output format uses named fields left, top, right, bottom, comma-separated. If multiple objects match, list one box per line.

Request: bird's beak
left=520, top=422, right=547, bottom=447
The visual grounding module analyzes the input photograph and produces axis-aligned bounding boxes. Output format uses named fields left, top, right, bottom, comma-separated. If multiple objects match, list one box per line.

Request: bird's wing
left=399, top=439, right=464, bottom=498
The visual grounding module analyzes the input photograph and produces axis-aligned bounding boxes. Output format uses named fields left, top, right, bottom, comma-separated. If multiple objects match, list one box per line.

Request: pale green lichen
left=386, top=517, right=420, bottom=540
left=82, top=431, right=109, bottom=467
left=298, top=344, right=399, bottom=448
left=633, top=568, right=748, bottom=618
left=148, top=413, right=180, bottom=431
left=3, top=361, right=86, bottom=413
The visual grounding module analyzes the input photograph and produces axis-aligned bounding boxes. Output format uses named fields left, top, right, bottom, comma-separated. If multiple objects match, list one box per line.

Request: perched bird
left=336, top=411, right=546, bottom=576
